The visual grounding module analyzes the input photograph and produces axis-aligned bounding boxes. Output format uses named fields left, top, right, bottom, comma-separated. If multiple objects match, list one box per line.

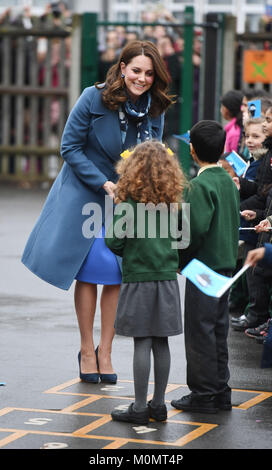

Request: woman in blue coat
left=21, top=40, right=172, bottom=383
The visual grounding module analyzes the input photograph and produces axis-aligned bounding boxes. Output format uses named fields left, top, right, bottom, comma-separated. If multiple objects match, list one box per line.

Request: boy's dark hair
left=190, top=120, right=226, bottom=163
left=243, top=88, right=269, bottom=100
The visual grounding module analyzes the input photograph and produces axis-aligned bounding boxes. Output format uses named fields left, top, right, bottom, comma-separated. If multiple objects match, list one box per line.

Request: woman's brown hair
left=95, top=40, right=174, bottom=117
left=114, top=141, right=187, bottom=205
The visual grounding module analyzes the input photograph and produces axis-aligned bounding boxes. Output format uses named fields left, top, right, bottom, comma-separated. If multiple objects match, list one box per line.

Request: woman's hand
left=103, top=181, right=117, bottom=199
left=241, top=210, right=256, bottom=221
left=244, top=247, right=265, bottom=267
left=255, top=218, right=272, bottom=233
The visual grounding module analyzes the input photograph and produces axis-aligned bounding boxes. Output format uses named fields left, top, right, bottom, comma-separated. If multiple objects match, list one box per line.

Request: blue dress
left=75, top=119, right=138, bottom=285
left=76, top=225, right=122, bottom=284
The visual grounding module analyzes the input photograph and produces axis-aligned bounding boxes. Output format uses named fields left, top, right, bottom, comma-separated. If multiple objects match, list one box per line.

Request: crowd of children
left=222, top=89, right=272, bottom=344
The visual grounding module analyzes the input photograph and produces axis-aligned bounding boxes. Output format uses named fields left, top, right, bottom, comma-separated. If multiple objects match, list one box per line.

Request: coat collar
left=89, top=85, right=162, bottom=161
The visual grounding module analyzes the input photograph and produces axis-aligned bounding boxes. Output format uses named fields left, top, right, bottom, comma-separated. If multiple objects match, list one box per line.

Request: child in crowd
left=105, top=141, right=187, bottom=425
left=220, top=89, right=243, bottom=153
left=238, top=117, right=267, bottom=249
left=237, top=91, right=271, bottom=160
left=231, top=118, right=269, bottom=328
left=232, top=106, right=272, bottom=332
left=236, top=105, right=272, bottom=213
left=171, top=120, right=240, bottom=414
left=264, top=104, right=272, bottom=142
left=229, top=118, right=267, bottom=317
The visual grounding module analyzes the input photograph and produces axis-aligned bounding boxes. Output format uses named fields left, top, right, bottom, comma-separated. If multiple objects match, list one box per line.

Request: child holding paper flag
left=227, top=117, right=266, bottom=317
left=171, top=120, right=240, bottom=414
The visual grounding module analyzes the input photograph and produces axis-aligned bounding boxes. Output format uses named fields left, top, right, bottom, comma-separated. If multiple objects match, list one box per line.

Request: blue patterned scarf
left=119, top=92, right=152, bottom=148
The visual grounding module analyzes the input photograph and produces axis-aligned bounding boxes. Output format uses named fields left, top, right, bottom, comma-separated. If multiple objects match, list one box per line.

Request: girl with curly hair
left=105, top=141, right=187, bottom=425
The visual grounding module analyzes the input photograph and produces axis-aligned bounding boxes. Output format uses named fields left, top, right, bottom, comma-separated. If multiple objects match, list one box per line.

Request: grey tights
left=133, top=336, right=170, bottom=411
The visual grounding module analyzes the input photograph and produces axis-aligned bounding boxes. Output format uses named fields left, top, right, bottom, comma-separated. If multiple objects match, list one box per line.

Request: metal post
left=202, top=13, right=220, bottom=120
left=81, top=13, right=98, bottom=91
left=179, top=6, right=194, bottom=176
left=222, top=15, right=237, bottom=95
left=214, top=13, right=225, bottom=122
left=69, top=14, right=81, bottom=109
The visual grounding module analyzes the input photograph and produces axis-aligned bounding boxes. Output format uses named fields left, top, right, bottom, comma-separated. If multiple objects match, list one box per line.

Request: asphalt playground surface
left=0, top=183, right=272, bottom=463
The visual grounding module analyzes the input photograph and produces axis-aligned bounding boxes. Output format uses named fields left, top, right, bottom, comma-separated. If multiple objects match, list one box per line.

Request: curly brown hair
left=114, top=141, right=188, bottom=206
left=95, top=40, right=175, bottom=117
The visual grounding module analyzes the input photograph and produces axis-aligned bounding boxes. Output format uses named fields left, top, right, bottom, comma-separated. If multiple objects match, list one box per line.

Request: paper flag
left=239, top=227, right=272, bottom=231
left=226, top=150, right=248, bottom=177
left=173, top=132, right=190, bottom=145
left=239, top=227, right=272, bottom=230
left=265, top=5, right=272, bottom=17
left=248, top=99, right=262, bottom=119
left=181, top=258, right=249, bottom=298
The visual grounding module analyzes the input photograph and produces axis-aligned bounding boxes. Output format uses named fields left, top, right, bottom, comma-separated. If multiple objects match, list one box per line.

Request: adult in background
left=21, top=41, right=173, bottom=384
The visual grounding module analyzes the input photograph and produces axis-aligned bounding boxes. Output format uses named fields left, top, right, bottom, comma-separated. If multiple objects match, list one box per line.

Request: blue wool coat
left=21, top=86, right=164, bottom=290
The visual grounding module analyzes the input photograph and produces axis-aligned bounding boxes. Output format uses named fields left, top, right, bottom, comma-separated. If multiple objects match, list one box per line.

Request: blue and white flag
left=173, top=131, right=190, bottom=145
left=248, top=99, right=262, bottom=119
left=226, top=150, right=248, bottom=177
left=181, top=258, right=249, bottom=298
left=265, top=4, right=272, bottom=17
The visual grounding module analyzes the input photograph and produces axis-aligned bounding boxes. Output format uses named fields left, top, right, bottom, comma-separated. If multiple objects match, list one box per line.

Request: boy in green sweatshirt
left=171, top=120, right=240, bottom=414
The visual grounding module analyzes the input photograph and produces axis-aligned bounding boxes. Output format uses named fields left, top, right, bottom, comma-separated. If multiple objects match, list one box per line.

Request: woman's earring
left=121, top=73, right=125, bottom=79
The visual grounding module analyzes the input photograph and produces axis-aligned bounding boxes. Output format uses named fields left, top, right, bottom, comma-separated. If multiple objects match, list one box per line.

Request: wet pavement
left=0, top=184, right=272, bottom=458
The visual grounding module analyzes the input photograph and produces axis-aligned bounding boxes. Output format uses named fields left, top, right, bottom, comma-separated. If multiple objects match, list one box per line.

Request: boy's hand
left=241, top=210, right=256, bottom=221
left=255, top=219, right=272, bottom=233
left=244, top=247, right=265, bottom=267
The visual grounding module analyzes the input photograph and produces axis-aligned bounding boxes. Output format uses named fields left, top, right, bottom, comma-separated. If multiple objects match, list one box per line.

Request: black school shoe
left=111, top=403, right=149, bottom=425
left=216, top=387, right=232, bottom=410
left=147, top=400, right=168, bottom=421
left=171, top=393, right=218, bottom=414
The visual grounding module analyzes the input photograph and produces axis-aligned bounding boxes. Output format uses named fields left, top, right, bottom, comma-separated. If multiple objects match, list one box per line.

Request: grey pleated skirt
left=115, top=280, right=183, bottom=337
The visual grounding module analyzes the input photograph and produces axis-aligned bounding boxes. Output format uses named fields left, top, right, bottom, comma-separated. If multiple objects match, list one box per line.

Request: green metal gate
left=0, top=27, right=71, bottom=183
left=0, top=7, right=227, bottom=182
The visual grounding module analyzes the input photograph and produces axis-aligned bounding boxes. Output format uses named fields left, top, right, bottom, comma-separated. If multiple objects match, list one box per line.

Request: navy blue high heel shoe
left=95, top=347, right=117, bottom=384
left=78, top=351, right=100, bottom=384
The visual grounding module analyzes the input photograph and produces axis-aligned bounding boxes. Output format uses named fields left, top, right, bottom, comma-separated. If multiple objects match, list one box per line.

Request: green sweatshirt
left=105, top=198, right=179, bottom=282
left=179, top=166, right=240, bottom=272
